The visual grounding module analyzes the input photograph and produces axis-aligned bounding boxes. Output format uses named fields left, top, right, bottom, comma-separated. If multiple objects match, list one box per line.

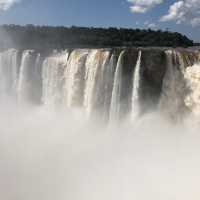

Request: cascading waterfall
left=35, top=53, right=42, bottom=78
left=83, top=49, right=110, bottom=118
left=42, top=51, right=68, bottom=107
left=177, top=51, right=186, bottom=73
left=131, top=50, right=142, bottom=120
left=0, top=47, right=199, bottom=122
left=17, top=50, right=41, bottom=103
left=64, top=49, right=88, bottom=108
left=0, top=49, right=18, bottom=98
left=109, top=50, right=125, bottom=121
left=100, top=53, right=116, bottom=120
left=17, top=50, right=31, bottom=102
left=184, top=63, right=200, bottom=121
left=159, top=50, right=200, bottom=121
left=159, top=50, right=187, bottom=121
left=83, top=50, right=100, bottom=117
left=88, top=50, right=112, bottom=119
left=2, top=47, right=200, bottom=200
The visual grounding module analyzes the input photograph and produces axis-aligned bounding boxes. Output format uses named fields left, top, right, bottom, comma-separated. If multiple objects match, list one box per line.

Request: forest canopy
left=0, top=24, right=194, bottom=51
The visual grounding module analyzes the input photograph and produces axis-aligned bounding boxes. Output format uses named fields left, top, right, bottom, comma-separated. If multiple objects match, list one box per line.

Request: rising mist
left=0, top=44, right=200, bottom=200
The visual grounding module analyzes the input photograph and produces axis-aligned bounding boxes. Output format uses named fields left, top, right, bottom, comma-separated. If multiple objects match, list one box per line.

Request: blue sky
left=0, top=0, right=199, bottom=41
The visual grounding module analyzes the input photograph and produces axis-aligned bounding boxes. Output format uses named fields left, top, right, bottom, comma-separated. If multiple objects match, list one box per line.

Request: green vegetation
left=0, top=24, right=194, bottom=51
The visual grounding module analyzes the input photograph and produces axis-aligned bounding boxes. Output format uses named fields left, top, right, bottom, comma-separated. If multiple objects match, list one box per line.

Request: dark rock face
left=120, top=49, right=139, bottom=118
left=139, top=49, right=167, bottom=113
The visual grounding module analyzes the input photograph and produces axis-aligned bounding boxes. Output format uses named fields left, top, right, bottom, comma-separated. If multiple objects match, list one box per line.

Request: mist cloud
left=0, top=102, right=199, bottom=200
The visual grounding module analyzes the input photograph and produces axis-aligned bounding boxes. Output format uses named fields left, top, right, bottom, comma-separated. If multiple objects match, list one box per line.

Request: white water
left=0, top=48, right=200, bottom=200
left=185, top=63, right=200, bottom=121
left=17, top=50, right=34, bottom=103
left=109, top=50, right=124, bottom=121
left=84, top=50, right=100, bottom=116
left=131, top=50, right=142, bottom=120
left=42, top=51, right=68, bottom=107
left=0, top=49, right=18, bottom=98
left=83, top=50, right=110, bottom=118
left=159, top=50, right=188, bottom=121
left=64, top=49, right=88, bottom=108
left=100, top=53, right=116, bottom=120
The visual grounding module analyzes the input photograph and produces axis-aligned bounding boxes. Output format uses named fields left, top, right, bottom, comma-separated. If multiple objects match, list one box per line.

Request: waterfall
left=17, top=50, right=40, bottom=103
left=100, top=53, right=116, bottom=120
left=0, top=49, right=19, bottom=98
left=18, top=50, right=32, bottom=102
left=83, top=49, right=110, bottom=118
left=177, top=52, right=186, bottom=73
left=184, top=63, right=200, bottom=123
left=109, top=50, right=125, bottom=121
left=83, top=50, right=100, bottom=117
left=42, top=51, right=68, bottom=107
left=0, top=47, right=200, bottom=122
left=131, top=50, right=142, bottom=120
left=64, top=49, right=88, bottom=108
left=35, top=54, right=42, bottom=78
left=159, top=50, right=191, bottom=121
left=159, top=50, right=180, bottom=120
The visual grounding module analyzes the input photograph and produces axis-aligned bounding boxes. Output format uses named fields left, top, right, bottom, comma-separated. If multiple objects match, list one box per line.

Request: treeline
left=0, top=24, right=194, bottom=51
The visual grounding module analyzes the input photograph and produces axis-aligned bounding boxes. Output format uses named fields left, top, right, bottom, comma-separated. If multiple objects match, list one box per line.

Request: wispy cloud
left=0, top=0, right=21, bottom=11
left=127, top=0, right=164, bottom=13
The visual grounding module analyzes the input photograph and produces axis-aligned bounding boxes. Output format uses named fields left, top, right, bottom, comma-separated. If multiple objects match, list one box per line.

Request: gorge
left=0, top=47, right=199, bottom=122
left=1, top=47, right=200, bottom=200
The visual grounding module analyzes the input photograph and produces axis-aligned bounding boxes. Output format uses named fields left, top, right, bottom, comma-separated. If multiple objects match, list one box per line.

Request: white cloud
left=127, top=0, right=200, bottom=27
left=0, top=0, right=21, bottom=11
left=191, top=17, right=200, bottom=27
left=127, top=0, right=164, bottom=13
left=160, top=0, right=200, bottom=27
left=144, top=21, right=158, bottom=29
left=147, top=23, right=157, bottom=29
